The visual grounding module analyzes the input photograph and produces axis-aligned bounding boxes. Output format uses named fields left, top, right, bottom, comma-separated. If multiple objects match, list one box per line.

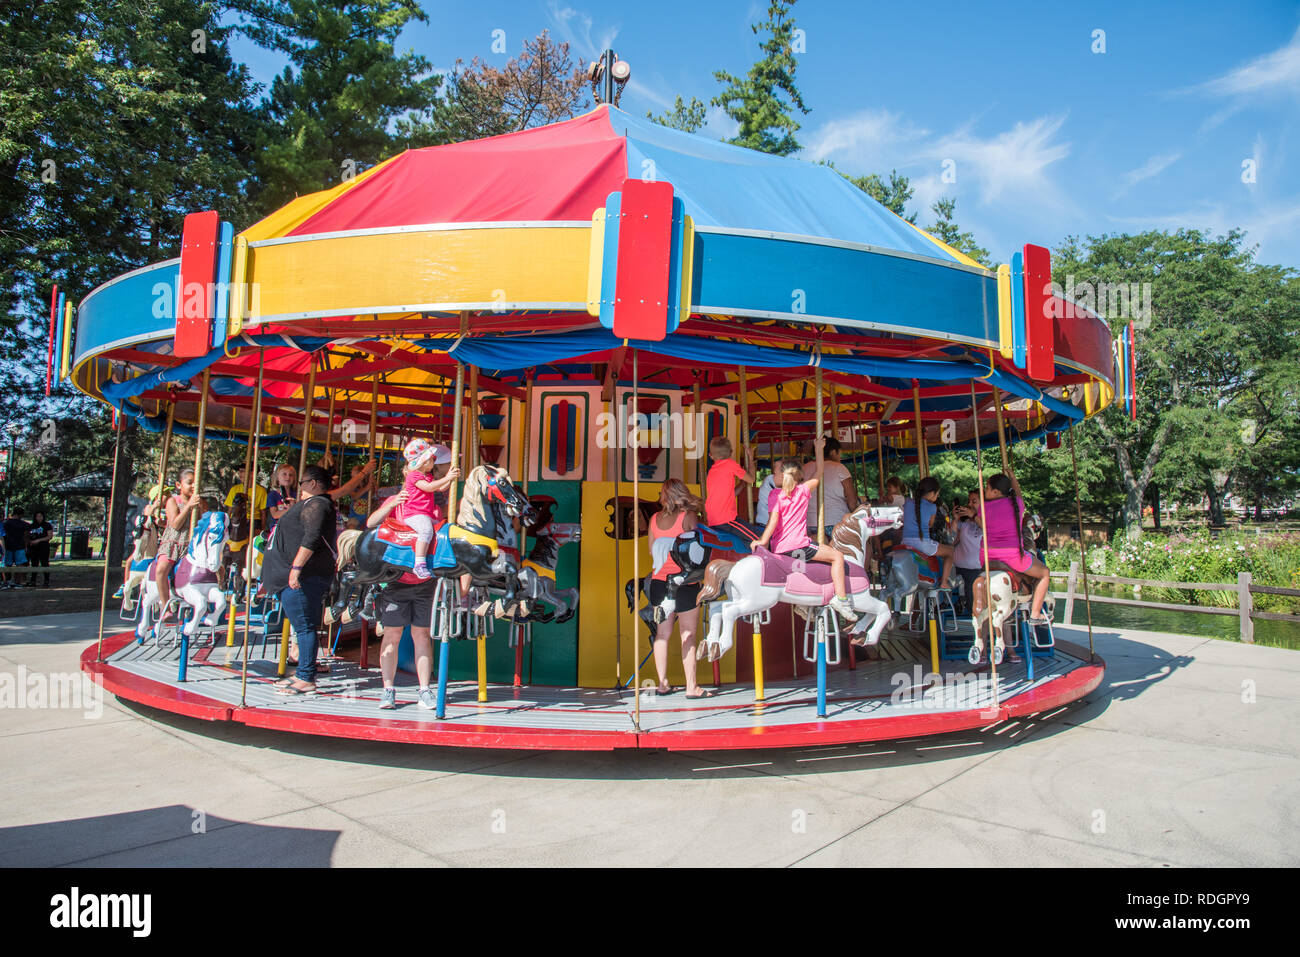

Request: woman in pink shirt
left=974, top=472, right=1051, bottom=626
left=754, top=436, right=858, bottom=622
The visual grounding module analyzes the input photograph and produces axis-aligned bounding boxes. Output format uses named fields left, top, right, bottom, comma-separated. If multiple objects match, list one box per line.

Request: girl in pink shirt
left=754, top=435, right=858, bottom=622
left=400, top=439, right=460, bottom=579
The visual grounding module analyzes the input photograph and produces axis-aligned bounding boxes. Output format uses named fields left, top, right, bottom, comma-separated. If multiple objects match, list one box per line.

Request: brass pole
left=1069, top=426, right=1096, bottom=660
left=632, top=349, right=641, bottom=731
left=447, top=361, right=465, bottom=523
left=992, top=384, right=1012, bottom=476
left=911, top=381, right=927, bottom=479
left=366, top=371, right=379, bottom=513
left=468, top=363, right=480, bottom=470
left=611, top=383, right=622, bottom=689
left=155, top=399, right=177, bottom=504
left=815, top=365, right=825, bottom=545
left=875, top=421, right=885, bottom=500
left=692, top=378, right=703, bottom=489
left=95, top=416, right=126, bottom=662
left=739, top=366, right=752, bottom=522
left=189, top=369, right=211, bottom=536
left=297, top=356, right=317, bottom=477
left=323, top=381, right=336, bottom=465
left=239, top=349, right=266, bottom=704
left=971, top=380, right=999, bottom=708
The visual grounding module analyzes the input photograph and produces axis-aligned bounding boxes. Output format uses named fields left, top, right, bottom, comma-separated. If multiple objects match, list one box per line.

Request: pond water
left=1056, top=584, right=1300, bottom=651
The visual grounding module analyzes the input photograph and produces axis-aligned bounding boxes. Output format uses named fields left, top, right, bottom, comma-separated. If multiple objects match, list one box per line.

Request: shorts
left=901, top=537, right=939, bottom=557
left=404, top=513, right=435, bottom=543
left=159, top=526, right=187, bottom=562
left=380, top=581, right=437, bottom=630
left=982, top=546, right=1033, bottom=574
left=648, top=578, right=701, bottom=613
left=3, top=549, right=26, bottom=566
left=782, top=545, right=819, bottom=563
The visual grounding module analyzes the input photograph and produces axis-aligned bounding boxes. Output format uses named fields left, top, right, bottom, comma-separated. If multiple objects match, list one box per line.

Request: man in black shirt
left=2, top=507, right=30, bottom=589
left=26, top=509, right=54, bottom=587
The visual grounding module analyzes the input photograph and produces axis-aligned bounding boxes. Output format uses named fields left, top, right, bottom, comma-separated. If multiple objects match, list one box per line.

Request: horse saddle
left=752, top=546, right=870, bottom=601
left=897, top=545, right=942, bottom=585
left=696, top=523, right=754, bottom=558
left=985, top=560, right=1034, bottom=596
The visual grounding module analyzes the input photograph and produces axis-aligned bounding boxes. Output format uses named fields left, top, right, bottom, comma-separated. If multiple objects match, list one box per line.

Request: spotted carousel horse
left=966, top=512, right=1054, bottom=665
left=624, top=527, right=717, bottom=636
left=697, top=505, right=903, bottom=662
left=331, top=465, right=537, bottom=623
left=136, top=511, right=230, bottom=641
left=119, top=509, right=161, bottom=614
left=515, top=495, right=581, bottom=624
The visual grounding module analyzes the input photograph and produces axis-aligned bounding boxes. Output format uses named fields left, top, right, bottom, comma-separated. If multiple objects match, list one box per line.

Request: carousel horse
left=624, top=528, right=717, bottom=637
left=331, top=465, right=537, bottom=623
left=966, top=512, right=1053, bottom=665
left=515, top=495, right=582, bottom=624
left=697, top=505, right=903, bottom=662
left=119, top=510, right=161, bottom=613
left=136, top=510, right=230, bottom=640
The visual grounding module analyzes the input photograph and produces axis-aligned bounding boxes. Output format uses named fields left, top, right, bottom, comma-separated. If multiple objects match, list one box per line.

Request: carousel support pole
left=156, top=399, right=177, bottom=504
left=875, top=422, right=885, bottom=500
left=366, top=372, right=379, bottom=514
left=992, top=384, right=1012, bottom=476
left=189, top=369, right=211, bottom=536
left=632, top=349, right=642, bottom=732
left=971, top=381, right=1000, bottom=710
left=739, top=367, right=756, bottom=691
left=468, top=364, right=488, bottom=705
left=911, top=381, right=927, bottom=478
left=692, top=378, right=703, bottom=489
left=752, top=614, right=765, bottom=702
left=435, top=628, right=451, bottom=718
left=437, top=357, right=466, bottom=715
left=514, top=370, right=534, bottom=689
left=739, top=366, right=753, bottom=523
left=611, top=385, right=623, bottom=690
left=277, top=616, right=291, bottom=677
left=814, top=365, right=825, bottom=544
left=322, top=383, right=336, bottom=465
left=297, top=357, right=317, bottom=477
left=776, top=382, right=787, bottom=457
left=240, top=348, right=266, bottom=706
left=94, top=416, right=126, bottom=663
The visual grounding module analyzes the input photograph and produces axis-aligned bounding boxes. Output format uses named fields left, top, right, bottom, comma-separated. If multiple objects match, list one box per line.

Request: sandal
left=656, top=685, right=677, bottom=696
left=275, top=680, right=316, bottom=696
left=685, top=688, right=716, bottom=699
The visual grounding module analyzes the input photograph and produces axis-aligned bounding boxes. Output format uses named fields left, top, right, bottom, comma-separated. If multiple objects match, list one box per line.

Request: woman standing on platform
left=262, top=465, right=338, bottom=695
left=648, top=478, right=713, bottom=699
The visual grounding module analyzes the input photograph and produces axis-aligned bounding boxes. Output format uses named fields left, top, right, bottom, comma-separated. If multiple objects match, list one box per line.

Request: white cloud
left=545, top=1, right=619, bottom=59
left=702, top=104, right=739, bottom=141
left=1198, top=25, right=1300, bottom=98
left=803, top=109, right=928, bottom=166
left=921, top=114, right=1072, bottom=209
left=1114, top=151, right=1183, bottom=197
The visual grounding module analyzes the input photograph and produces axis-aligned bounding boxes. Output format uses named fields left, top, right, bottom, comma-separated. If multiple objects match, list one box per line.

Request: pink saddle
left=752, top=547, right=870, bottom=601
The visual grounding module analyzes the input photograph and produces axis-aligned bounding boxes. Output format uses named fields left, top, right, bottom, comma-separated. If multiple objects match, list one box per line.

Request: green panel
left=443, top=480, right=582, bottom=686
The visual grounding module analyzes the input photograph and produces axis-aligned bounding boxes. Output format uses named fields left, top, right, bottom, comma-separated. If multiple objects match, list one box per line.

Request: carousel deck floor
left=83, top=626, right=1104, bottom=751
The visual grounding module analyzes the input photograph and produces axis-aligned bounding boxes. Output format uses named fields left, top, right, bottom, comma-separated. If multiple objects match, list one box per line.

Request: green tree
left=926, top=197, right=990, bottom=264
left=232, top=0, right=442, bottom=212
left=647, top=96, right=708, bottom=133
left=712, top=0, right=808, bottom=156
left=1053, top=229, right=1299, bottom=536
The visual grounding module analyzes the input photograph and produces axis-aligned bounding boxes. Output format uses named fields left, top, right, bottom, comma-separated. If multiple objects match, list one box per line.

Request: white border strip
left=77, top=258, right=179, bottom=310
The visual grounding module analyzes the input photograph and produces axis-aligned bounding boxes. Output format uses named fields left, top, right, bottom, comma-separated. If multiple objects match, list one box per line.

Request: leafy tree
left=1053, top=229, right=1299, bottom=536
left=712, top=0, right=808, bottom=156
left=231, top=0, right=442, bottom=212
left=647, top=96, right=708, bottom=133
left=926, top=197, right=989, bottom=264
left=399, top=31, right=588, bottom=147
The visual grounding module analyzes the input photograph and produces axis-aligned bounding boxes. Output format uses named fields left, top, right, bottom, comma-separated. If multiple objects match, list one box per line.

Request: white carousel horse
left=120, top=512, right=161, bottom=613
left=698, top=505, right=902, bottom=663
left=136, top=511, right=230, bottom=640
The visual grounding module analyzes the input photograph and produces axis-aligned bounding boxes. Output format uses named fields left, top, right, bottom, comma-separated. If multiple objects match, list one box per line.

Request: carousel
left=65, top=98, right=1125, bottom=751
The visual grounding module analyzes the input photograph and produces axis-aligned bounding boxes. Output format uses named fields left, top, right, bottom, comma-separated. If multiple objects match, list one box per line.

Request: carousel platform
left=81, top=625, right=1104, bottom=751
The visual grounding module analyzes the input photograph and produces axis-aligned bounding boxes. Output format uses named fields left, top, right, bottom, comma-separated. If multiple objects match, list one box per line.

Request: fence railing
left=1053, top=562, right=1300, bottom=643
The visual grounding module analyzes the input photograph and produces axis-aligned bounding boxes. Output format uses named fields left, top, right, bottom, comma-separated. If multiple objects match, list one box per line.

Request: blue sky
left=229, top=0, right=1300, bottom=268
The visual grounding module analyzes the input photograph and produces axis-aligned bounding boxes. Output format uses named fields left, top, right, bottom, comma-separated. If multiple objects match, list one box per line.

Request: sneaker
left=112, top=585, right=125, bottom=599
left=412, top=563, right=432, bottom=580
left=828, top=595, right=860, bottom=622
left=378, top=687, right=397, bottom=710
left=418, top=688, right=437, bottom=710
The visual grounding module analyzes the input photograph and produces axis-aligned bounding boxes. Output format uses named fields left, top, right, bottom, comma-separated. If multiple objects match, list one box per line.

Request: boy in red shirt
left=704, top=436, right=758, bottom=541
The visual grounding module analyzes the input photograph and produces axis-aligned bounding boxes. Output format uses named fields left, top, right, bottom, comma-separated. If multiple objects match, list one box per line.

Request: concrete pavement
left=1, top=612, right=1296, bottom=867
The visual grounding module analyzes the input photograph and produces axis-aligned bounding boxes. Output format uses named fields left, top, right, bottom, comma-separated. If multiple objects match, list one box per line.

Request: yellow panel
left=996, top=264, right=1013, bottom=360
left=905, top=219, right=987, bottom=270
left=680, top=213, right=695, bottom=318
left=228, top=235, right=248, bottom=337
left=246, top=226, right=590, bottom=323
left=61, top=303, right=74, bottom=379
left=586, top=208, right=605, bottom=317
left=239, top=153, right=406, bottom=243
left=577, top=482, right=735, bottom=689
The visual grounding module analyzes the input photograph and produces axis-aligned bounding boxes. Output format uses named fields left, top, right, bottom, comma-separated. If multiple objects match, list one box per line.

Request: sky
left=227, top=0, right=1300, bottom=268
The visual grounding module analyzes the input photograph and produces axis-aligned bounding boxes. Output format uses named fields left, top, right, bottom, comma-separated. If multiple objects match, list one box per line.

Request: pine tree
left=647, top=96, right=708, bottom=133
left=712, top=0, right=808, bottom=156
left=926, top=198, right=990, bottom=264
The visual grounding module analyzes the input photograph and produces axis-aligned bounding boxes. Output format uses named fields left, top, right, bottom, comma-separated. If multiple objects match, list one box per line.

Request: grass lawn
left=0, top=558, right=116, bottom=618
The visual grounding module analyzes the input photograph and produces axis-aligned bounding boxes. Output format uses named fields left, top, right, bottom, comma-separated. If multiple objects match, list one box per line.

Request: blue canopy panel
left=614, top=109, right=952, bottom=259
